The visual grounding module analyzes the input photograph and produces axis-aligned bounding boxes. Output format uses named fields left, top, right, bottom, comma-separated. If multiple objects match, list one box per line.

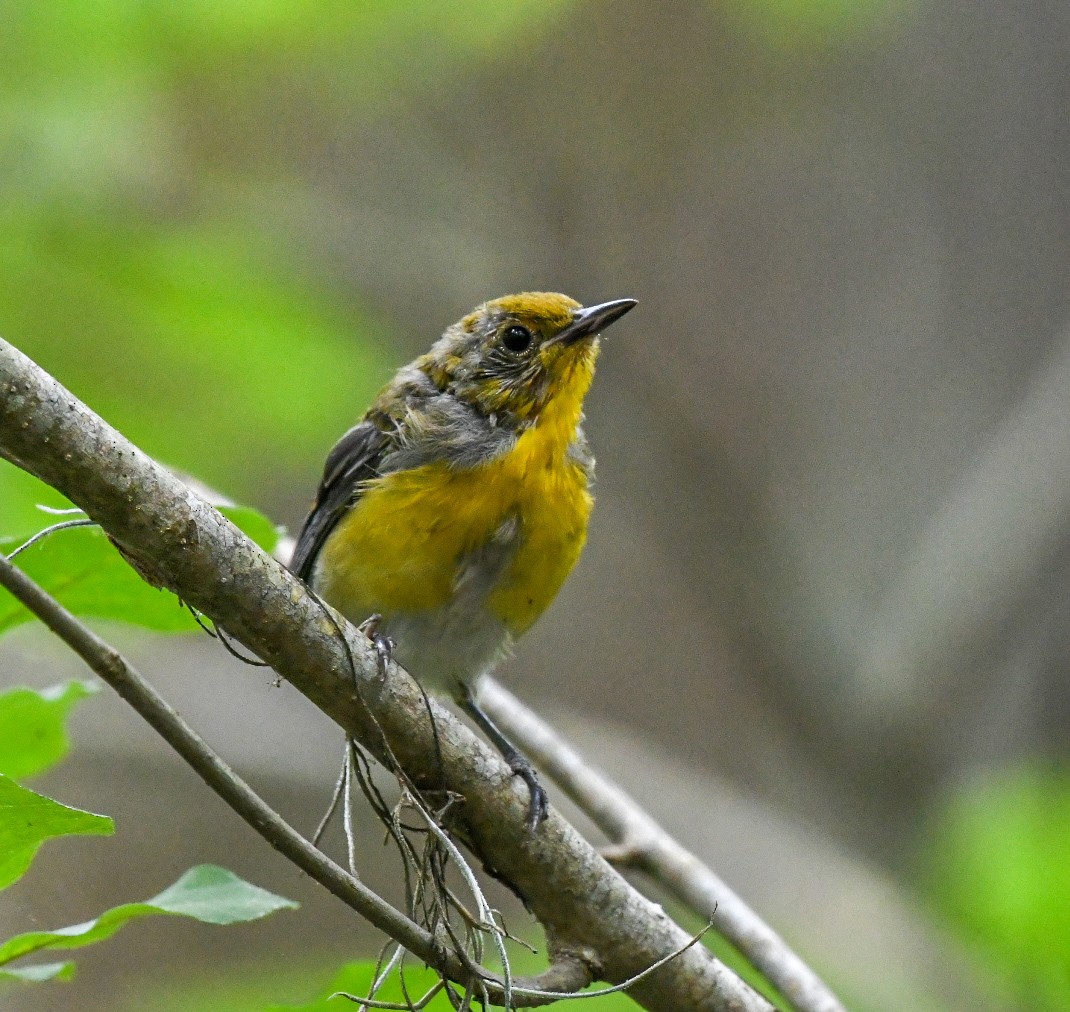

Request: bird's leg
left=457, top=682, right=549, bottom=830
left=358, top=613, right=395, bottom=680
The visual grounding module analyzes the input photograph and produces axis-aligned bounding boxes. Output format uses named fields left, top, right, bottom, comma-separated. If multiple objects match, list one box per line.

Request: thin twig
left=343, top=740, right=360, bottom=877
left=312, top=756, right=349, bottom=847
left=35, top=504, right=88, bottom=515
left=480, top=678, right=844, bottom=1012
left=508, top=919, right=713, bottom=1001
left=7, top=517, right=97, bottom=558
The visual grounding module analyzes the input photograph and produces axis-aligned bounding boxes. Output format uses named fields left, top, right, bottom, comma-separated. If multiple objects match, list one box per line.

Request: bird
left=290, top=292, right=636, bottom=828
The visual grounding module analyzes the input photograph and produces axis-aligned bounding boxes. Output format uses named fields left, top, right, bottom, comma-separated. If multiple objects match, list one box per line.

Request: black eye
left=502, top=325, right=533, bottom=353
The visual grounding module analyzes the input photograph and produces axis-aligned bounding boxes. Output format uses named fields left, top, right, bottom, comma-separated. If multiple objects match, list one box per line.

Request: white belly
left=383, top=603, right=512, bottom=695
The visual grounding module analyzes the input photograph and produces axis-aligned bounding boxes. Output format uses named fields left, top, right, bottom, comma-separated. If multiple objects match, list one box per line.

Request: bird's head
left=421, top=292, right=636, bottom=425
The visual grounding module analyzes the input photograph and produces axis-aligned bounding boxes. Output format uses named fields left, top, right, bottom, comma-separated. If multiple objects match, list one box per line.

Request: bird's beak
left=553, top=298, right=637, bottom=345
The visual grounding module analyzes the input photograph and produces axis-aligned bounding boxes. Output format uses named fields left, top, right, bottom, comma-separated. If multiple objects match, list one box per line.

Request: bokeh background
left=2, top=1, right=1069, bottom=1008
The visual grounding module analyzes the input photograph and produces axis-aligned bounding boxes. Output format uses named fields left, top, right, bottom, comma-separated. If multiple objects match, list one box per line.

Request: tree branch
left=0, top=337, right=775, bottom=1011
left=478, top=680, right=844, bottom=1012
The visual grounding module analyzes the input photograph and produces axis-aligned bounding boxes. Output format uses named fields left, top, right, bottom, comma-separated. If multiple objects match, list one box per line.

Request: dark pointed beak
left=554, top=298, right=637, bottom=345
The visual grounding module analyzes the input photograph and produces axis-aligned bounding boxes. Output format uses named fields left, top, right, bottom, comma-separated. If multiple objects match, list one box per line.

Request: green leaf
left=0, top=776, right=112, bottom=891
left=0, top=681, right=98, bottom=780
left=0, top=961, right=75, bottom=984
left=143, top=864, right=298, bottom=925
left=0, top=526, right=192, bottom=635
left=0, top=865, right=297, bottom=969
left=0, top=504, right=279, bottom=637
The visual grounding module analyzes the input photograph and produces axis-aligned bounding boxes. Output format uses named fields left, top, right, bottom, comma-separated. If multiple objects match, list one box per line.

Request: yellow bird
left=291, top=292, right=636, bottom=827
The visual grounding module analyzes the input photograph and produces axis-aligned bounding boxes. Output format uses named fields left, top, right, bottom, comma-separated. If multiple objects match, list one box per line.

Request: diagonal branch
left=0, top=336, right=775, bottom=1011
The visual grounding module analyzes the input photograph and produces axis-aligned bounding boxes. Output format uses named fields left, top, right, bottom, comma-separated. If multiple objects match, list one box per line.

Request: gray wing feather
left=290, top=420, right=389, bottom=581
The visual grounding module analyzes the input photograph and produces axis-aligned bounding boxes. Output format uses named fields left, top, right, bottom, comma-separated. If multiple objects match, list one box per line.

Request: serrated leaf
left=0, top=865, right=296, bottom=968
left=144, top=864, right=298, bottom=925
left=0, top=681, right=98, bottom=779
left=0, top=961, right=75, bottom=983
left=0, top=505, right=279, bottom=637
left=0, top=776, right=112, bottom=890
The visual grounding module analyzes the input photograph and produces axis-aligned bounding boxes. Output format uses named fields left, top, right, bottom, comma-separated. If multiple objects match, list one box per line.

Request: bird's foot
left=359, top=614, right=395, bottom=679
left=508, top=754, right=549, bottom=831
left=456, top=681, right=549, bottom=831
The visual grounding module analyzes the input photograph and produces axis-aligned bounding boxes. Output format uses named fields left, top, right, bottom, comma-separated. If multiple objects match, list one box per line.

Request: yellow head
left=418, top=292, right=636, bottom=426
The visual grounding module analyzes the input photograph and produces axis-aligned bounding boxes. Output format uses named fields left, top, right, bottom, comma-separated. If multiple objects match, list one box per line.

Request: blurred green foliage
left=0, top=0, right=574, bottom=211
left=0, top=464, right=73, bottom=536
left=923, top=765, right=1070, bottom=1009
left=148, top=929, right=792, bottom=1010
left=0, top=216, right=391, bottom=502
left=134, top=955, right=641, bottom=1010
left=0, top=2, right=574, bottom=509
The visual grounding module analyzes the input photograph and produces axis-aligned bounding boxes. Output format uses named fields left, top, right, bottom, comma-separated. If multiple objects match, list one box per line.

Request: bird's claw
left=509, top=757, right=549, bottom=831
left=360, top=614, right=395, bottom=679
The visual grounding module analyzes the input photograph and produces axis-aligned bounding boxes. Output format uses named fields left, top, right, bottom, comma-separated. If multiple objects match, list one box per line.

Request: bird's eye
left=502, top=325, right=533, bottom=353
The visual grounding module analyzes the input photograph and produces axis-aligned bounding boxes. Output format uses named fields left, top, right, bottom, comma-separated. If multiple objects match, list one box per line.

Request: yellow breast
left=316, top=398, right=593, bottom=638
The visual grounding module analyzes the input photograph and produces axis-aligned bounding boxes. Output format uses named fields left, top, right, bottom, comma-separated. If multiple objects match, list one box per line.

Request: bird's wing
left=290, top=419, right=390, bottom=581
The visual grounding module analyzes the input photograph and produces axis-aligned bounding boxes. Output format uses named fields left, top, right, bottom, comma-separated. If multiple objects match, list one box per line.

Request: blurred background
left=2, top=1, right=1069, bottom=1008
